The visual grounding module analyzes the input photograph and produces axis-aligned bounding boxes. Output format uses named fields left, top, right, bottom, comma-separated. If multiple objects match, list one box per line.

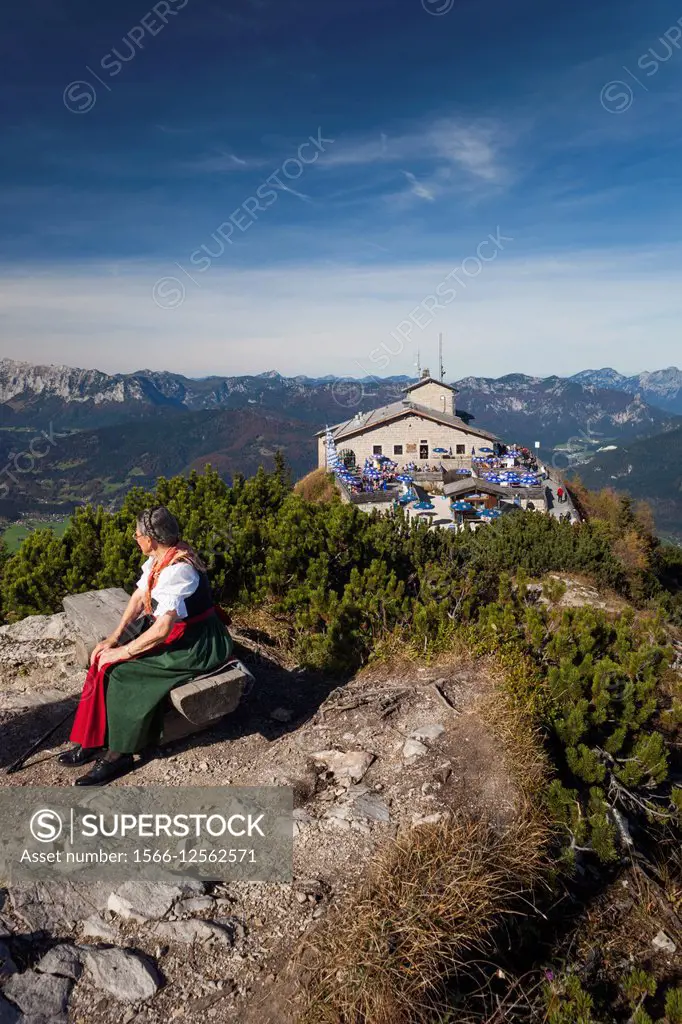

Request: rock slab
left=410, top=723, right=445, bottom=742
left=36, top=943, right=83, bottom=979
left=652, top=929, right=677, bottom=954
left=403, top=738, right=428, bottom=759
left=10, top=881, right=111, bottom=932
left=108, top=879, right=204, bottom=922
left=84, top=947, right=162, bottom=1002
left=3, top=970, right=72, bottom=1022
left=175, top=896, right=215, bottom=915
left=311, top=749, right=374, bottom=783
left=81, top=913, right=121, bottom=943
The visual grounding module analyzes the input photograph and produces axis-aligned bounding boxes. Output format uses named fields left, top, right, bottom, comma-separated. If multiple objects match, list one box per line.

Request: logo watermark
left=1, top=787, right=293, bottom=882
left=152, top=128, right=335, bottom=309
left=551, top=419, right=604, bottom=471
left=421, top=0, right=455, bottom=15
left=0, top=422, right=69, bottom=499
left=30, top=809, right=63, bottom=843
left=63, top=0, right=190, bottom=114
left=600, top=15, right=682, bottom=113
left=331, top=379, right=366, bottom=410
left=332, top=227, right=514, bottom=411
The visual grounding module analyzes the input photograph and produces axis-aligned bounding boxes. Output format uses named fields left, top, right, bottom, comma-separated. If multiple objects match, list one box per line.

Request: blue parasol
left=452, top=501, right=474, bottom=511
left=432, top=447, right=448, bottom=454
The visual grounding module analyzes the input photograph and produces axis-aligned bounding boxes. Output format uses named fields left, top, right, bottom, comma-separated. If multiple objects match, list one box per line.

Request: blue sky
left=2, top=0, right=682, bottom=378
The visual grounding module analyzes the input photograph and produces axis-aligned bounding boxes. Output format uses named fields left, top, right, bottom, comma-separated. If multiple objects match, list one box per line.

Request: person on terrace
left=59, top=506, right=233, bottom=786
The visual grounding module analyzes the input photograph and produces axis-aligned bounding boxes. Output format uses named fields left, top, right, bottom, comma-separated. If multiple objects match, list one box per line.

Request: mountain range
left=0, top=360, right=410, bottom=430
left=0, top=359, right=680, bottom=537
left=568, top=367, right=682, bottom=415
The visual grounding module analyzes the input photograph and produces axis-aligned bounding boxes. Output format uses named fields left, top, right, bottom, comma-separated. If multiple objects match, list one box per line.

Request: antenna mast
left=438, top=333, right=445, bottom=381
left=415, top=348, right=421, bottom=378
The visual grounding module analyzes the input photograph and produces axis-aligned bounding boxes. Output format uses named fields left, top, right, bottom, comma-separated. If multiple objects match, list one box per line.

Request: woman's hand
left=95, top=647, right=131, bottom=670
left=90, top=636, right=119, bottom=666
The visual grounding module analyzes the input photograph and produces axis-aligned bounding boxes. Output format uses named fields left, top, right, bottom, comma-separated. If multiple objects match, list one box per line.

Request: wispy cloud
left=180, top=116, right=512, bottom=201
left=321, top=117, right=510, bottom=183
left=276, top=184, right=312, bottom=202
left=179, top=149, right=259, bottom=173
left=402, top=170, right=436, bottom=201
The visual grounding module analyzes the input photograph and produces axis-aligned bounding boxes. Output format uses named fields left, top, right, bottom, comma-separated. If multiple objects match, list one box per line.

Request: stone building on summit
left=317, top=371, right=500, bottom=471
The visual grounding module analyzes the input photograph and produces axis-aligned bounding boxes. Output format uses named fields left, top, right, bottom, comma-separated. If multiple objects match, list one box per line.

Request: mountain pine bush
left=0, top=462, right=679, bottom=863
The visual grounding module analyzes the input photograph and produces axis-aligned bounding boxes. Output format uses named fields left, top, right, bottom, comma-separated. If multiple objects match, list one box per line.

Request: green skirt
left=104, top=614, right=233, bottom=753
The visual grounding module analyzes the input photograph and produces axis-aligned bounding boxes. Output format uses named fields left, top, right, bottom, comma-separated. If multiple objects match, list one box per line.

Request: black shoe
left=74, top=754, right=135, bottom=787
left=58, top=744, right=101, bottom=767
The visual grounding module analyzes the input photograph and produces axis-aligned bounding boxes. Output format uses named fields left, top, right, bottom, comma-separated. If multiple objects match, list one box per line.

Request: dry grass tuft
left=477, top=677, right=550, bottom=803
left=296, top=813, right=551, bottom=1024
left=294, top=469, right=339, bottom=503
left=228, top=605, right=299, bottom=669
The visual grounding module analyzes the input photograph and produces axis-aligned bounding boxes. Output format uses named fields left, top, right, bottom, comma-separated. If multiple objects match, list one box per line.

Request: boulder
left=10, top=881, right=110, bottom=933
left=403, top=738, right=428, bottom=759
left=311, top=749, right=374, bottom=784
left=0, top=611, right=72, bottom=643
left=81, top=914, right=121, bottom=943
left=175, top=896, right=215, bottom=915
left=36, top=943, right=83, bottom=979
left=3, top=970, right=72, bottom=1022
left=63, top=589, right=130, bottom=651
left=409, top=723, right=445, bottom=742
left=84, top=947, right=162, bottom=1002
left=108, top=880, right=204, bottom=922
left=652, top=930, right=676, bottom=954
left=351, top=791, right=390, bottom=822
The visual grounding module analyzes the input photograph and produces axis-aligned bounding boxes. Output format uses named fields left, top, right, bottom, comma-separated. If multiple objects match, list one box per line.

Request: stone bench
left=62, top=588, right=253, bottom=744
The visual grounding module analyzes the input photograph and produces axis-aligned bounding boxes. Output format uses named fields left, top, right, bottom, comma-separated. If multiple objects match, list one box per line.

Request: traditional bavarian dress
left=70, top=556, right=233, bottom=753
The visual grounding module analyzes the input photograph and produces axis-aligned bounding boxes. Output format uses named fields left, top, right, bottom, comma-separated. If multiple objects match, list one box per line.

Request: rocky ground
left=0, top=605, right=525, bottom=1023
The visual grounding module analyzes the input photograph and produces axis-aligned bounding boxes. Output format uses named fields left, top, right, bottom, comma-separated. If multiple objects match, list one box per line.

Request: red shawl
left=143, top=542, right=206, bottom=615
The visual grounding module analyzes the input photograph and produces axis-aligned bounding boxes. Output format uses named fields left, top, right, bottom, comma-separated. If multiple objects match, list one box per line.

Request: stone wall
left=318, top=413, right=495, bottom=470
left=405, top=381, right=455, bottom=416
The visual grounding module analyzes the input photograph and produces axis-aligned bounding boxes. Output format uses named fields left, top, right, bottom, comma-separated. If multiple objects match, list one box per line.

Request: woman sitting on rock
left=60, top=506, right=233, bottom=786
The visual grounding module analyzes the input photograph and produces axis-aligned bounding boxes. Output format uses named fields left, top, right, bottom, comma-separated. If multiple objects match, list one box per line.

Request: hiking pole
left=5, top=701, right=78, bottom=775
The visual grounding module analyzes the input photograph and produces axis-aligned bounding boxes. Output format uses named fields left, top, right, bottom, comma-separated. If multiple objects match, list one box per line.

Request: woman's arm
left=122, top=611, right=177, bottom=657
left=95, top=611, right=178, bottom=669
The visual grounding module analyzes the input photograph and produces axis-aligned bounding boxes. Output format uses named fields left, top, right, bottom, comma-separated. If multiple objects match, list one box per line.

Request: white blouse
left=136, top=557, right=200, bottom=619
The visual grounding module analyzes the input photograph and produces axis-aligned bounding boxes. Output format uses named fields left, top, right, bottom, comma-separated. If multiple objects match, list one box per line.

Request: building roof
left=318, top=399, right=500, bottom=443
left=401, top=376, right=459, bottom=395
left=444, top=478, right=546, bottom=500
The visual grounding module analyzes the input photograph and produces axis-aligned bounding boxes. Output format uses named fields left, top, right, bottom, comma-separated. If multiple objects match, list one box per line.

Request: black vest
left=152, top=569, right=214, bottom=619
